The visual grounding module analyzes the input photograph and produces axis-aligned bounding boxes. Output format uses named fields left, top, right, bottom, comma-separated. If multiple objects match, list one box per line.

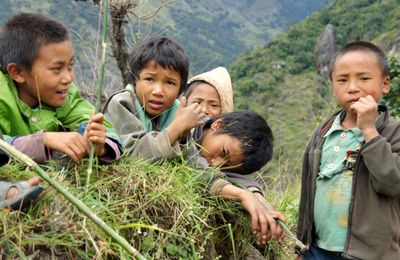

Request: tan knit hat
left=187, top=67, right=233, bottom=113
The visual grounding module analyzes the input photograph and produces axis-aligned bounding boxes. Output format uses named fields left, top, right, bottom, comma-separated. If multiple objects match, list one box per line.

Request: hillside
left=131, top=0, right=329, bottom=73
left=0, top=0, right=329, bottom=89
left=230, top=0, right=400, bottom=180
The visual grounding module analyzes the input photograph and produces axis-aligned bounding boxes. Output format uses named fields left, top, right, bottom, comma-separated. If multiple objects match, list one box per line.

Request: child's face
left=135, top=60, right=182, bottom=117
left=200, top=119, right=244, bottom=170
left=15, top=40, right=74, bottom=108
left=331, top=50, right=390, bottom=111
left=187, top=82, right=222, bottom=118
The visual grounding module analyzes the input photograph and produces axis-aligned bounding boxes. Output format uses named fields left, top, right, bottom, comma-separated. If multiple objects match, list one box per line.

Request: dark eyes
left=67, top=64, right=74, bottom=71
left=51, top=67, right=62, bottom=72
left=336, top=77, right=371, bottom=83
left=222, top=148, right=228, bottom=158
left=142, top=77, right=177, bottom=86
left=167, top=80, right=177, bottom=86
left=189, top=99, right=201, bottom=105
left=51, top=62, right=74, bottom=73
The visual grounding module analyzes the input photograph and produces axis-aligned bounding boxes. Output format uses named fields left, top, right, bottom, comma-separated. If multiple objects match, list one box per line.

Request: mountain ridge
left=0, top=0, right=329, bottom=80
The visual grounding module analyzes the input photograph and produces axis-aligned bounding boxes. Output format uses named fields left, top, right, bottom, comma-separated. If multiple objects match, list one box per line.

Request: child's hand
left=177, top=96, right=207, bottom=129
left=350, top=95, right=379, bottom=141
left=167, top=97, right=206, bottom=144
left=240, top=191, right=286, bottom=245
left=84, top=113, right=107, bottom=157
left=253, top=192, right=286, bottom=242
left=219, top=184, right=286, bottom=245
left=44, top=132, right=88, bottom=163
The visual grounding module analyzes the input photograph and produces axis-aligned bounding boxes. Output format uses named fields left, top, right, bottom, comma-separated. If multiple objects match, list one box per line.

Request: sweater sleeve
left=11, top=131, right=49, bottom=163
left=103, top=91, right=182, bottom=161
left=98, top=138, right=122, bottom=163
left=224, top=172, right=263, bottom=194
left=361, top=133, right=400, bottom=197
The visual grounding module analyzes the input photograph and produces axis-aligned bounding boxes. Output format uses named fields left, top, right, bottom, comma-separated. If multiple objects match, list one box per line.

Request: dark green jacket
left=297, top=105, right=400, bottom=260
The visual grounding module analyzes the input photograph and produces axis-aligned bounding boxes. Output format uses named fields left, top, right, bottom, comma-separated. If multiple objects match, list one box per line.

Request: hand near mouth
left=349, top=95, right=379, bottom=142
left=175, top=96, right=206, bottom=129
left=166, top=96, right=206, bottom=145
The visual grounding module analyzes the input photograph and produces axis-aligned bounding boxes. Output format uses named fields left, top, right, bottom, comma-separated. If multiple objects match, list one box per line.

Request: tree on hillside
left=382, top=55, right=400, bottom=117
left=76, top=0, right=174, bottom=86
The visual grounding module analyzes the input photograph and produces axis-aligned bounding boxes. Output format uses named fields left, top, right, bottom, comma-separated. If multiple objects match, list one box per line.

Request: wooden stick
left=87, top=0, right=109, bottom=189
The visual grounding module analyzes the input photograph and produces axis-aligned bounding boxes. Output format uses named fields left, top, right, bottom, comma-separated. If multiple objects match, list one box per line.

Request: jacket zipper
left=342, top=145, right=363, bottom=258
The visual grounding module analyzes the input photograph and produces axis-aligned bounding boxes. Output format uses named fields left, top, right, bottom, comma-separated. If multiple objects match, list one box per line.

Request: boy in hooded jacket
left=103, top=36, right=286, bottom=245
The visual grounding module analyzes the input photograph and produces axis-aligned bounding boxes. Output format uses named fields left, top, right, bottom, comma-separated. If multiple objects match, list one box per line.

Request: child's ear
left=210, top=118, right=224, bottom=131
left=382, top=76, right=391, bottom=94
left=7, top=63, right=27, bottom=84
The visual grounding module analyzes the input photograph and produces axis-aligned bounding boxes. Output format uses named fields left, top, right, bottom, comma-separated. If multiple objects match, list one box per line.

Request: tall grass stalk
left=87, top=0, right=109, bottom=189
left=0, top=139, right=146, bottom=259
left=227, top=223, right=237, bottom=259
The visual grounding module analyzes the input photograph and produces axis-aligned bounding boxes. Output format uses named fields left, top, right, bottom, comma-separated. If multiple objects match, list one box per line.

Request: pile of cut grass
left=0, top=156, right=299, bottom=259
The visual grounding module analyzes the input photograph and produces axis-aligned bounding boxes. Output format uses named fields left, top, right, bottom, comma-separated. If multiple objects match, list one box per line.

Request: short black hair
left=213, top=111, right=273, bottom=175
left=0, top=13, right=70, bottom=72
left=128, top=36, right=189, bottom=94
left=329, top=41, right=389, bottom=80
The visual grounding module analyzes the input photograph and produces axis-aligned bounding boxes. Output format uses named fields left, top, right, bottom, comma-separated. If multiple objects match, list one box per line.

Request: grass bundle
left=0, top=154, right=299, bottom=258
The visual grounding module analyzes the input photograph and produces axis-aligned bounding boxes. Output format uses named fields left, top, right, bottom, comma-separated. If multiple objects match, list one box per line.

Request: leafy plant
left=382, top=55, right=400, bottom=117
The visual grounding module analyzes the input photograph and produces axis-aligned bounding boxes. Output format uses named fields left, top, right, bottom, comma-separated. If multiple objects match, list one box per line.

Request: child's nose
left=211, top=157, right=225, bottom=167
left=201, top=105, right=209, bottom=115
left=62, top=70, right=74, bottom=84
left=348, top=79, right=360, bottom=92
left=151, top=82, right=164, bottom=96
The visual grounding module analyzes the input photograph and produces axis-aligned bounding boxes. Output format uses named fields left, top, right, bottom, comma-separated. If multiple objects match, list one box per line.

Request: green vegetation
left=230, top=0, right=400, bottom=178
left=382, top=55, right=400, bottom=117
left=0, top=158, right=299, bottom=259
